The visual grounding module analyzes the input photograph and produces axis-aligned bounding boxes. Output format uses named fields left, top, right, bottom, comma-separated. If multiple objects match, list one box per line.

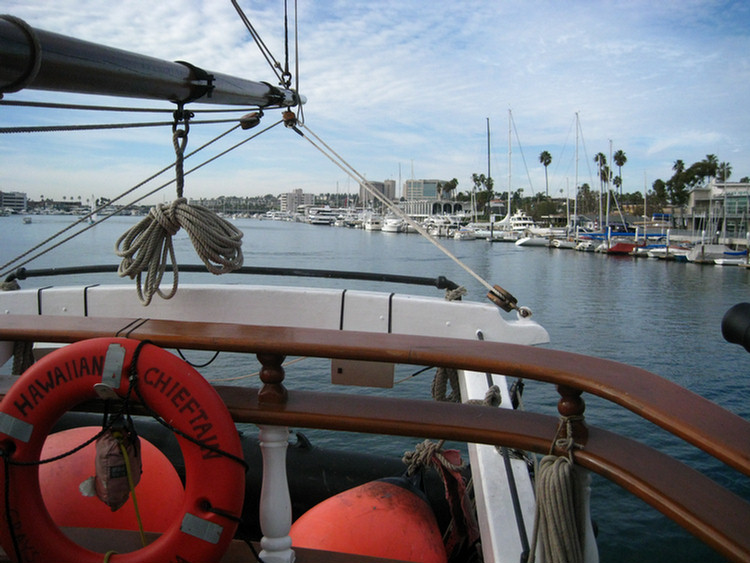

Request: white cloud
left=2, top=0, right=750, bottom=201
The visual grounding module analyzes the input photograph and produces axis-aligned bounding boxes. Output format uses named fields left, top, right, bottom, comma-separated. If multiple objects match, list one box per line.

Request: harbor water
left=2, top=214, right=750, bottom=562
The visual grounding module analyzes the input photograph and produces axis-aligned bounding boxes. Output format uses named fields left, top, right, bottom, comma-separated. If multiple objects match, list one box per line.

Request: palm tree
left=539, top=150, right=552, bottom=197
left=472, top=173, right=494, bottom=217
left=717, top=162, right=732, bottom=182
left=613, top=150, right=627, bottom=195
left=613, top=176, right=622, bottom=193
left=442, top=178, right=459, bottom=200
left=703, top=154, right=719, bottom=180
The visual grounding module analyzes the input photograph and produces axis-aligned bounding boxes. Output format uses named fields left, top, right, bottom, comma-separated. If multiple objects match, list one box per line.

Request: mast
left=643, top=171, right=648, bottom=241
left=486, top=117, right=491, bottom=184
left=0, top=17, right=302, bottom=107
left=486, top=117, right=491, bottom=224
left=573, top=112, right=580, bottom=236
left=507, top=109, right=512, bottom=224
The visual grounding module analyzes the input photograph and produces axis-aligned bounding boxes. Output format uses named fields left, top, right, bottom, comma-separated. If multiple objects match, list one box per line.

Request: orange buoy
left=290, top=478, right=447, bottom=563
left=40, top=426, right=184, bottom=533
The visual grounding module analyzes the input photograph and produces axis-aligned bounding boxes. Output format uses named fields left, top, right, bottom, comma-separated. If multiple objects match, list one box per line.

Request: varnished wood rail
left=1, top=314, right=750, bottom=561
left=2, top=314, right=748, bottom=474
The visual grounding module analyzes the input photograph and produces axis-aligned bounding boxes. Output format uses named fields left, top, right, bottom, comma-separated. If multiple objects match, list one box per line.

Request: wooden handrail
left=211, top=385, right=750, bottom=563
left=1, top=314, right=750, bottom=560
left=1, top=314, right=748, bottom=475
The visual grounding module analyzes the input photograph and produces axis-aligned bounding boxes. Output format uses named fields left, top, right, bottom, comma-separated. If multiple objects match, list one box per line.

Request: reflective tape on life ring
left=0, top=337, right=245, bottom=563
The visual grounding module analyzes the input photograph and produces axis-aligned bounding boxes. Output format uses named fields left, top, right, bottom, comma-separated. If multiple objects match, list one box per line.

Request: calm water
left=2, top=214, right=750, bottom=562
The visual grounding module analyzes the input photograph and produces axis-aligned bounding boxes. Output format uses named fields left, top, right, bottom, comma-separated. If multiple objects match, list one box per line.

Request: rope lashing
left=445, top=286, right=467, bottom=301
left=431, top=367, right=461, bottom=403
left=115, top=198, right=243, bottom=305
left=403, top=439, right=479, bottom=558
left=402, top=439, right=465, bottom=477
left=467, top=384, right=501, bottom=407
left=431, top=287, right=469, bottom=402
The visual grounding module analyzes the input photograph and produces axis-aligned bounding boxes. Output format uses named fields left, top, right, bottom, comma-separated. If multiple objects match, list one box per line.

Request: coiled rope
left=115, top=198, right=244, bottom=305
left=529, top=417, right=588, bottom=563
left=115, top=108, right=243, bottom=305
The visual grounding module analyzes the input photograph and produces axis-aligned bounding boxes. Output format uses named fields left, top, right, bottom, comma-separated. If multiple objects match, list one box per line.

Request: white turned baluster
left=256, top=353, right=295, bottom=563
left=258, top=424, right=295, bottom=563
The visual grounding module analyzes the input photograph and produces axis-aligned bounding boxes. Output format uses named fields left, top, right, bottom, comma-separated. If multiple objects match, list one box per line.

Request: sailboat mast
left=507, top=109, right=512, bottom=219
left=486, top=117, right=491, bottom=224
left=486, top=117, right=491, bottom=182
left=574, top=112, right=579, bottom=233
left=0, top=18, right=302, bottom=107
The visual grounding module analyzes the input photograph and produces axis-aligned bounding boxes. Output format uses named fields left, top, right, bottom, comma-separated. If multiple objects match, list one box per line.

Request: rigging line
left=298, top=123, right=500, bottom=299
left=0, top=120, right=264, bottom=278
left=0, top=120, right=282, bottom=278
left=0, top=99, right=260, bottom=114
left=231, top=0, right=286, bottom=85
left=510, top=112, right=535, bottom=197
left=0, top=118, right=244, bottom=134
left=293, top=0, right=304, bottom=124
left=548, top=115, right=576, bottom=192
left=577, top=120, right=597, bottom=189
left=283, top=0, right=290, bottom=83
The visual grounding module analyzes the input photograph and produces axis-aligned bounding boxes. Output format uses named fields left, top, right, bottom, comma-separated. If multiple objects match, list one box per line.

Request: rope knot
left=149, top=199, right=184, bottom=236
left=445, top=286, right=467, bottom=301
left=431, top=367, right=461, bottom=402
left=465, top=384, right=501, bottom=407
left=115, top=199, right=243, bottom=305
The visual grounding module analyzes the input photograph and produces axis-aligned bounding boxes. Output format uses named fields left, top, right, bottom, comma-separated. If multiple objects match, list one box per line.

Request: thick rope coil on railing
left=529, top=416, right=588, bottom=563
left=115, top=198, right=243, bottom=305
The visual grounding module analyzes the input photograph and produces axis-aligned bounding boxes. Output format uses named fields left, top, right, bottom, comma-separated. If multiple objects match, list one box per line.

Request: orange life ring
left=0, top=337, right=245, bottom=563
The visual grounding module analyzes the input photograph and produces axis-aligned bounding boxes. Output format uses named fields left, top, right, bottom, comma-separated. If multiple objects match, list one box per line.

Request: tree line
left=459, top=150, right=746, bottom=220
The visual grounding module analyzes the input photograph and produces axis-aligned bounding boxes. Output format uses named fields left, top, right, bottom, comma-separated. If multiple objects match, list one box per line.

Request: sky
left=2, top=0, right=750, bottom=205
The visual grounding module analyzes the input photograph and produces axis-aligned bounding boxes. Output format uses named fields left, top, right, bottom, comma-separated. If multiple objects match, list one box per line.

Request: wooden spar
left=0, top=16, right=302, bottom=107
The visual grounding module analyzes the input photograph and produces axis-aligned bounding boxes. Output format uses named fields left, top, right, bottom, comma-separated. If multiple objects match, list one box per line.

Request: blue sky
left=2, top=1, right=749, bottom=204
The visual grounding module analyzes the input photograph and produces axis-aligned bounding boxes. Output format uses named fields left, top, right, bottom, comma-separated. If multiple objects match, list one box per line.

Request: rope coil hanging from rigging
left=115, top=105, right=244, bottom=305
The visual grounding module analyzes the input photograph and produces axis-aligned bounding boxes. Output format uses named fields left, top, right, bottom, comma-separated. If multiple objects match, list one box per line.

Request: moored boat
left=363, top=213, right=383, bottom=231
left=453, top=227, right=477, bottom=240
left=688, top=244, right=748, bottom=265
left=381, top=215, right=406, bottom=233
left=514, top=235, right=549, bottom=247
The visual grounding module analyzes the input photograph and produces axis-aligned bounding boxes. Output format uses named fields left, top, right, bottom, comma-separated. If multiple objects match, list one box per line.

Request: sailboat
left=1, top=11, right=749, bottom=563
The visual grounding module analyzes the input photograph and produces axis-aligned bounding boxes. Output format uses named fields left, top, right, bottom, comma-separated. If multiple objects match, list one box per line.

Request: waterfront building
left=687, top=179, right=750, bottom=241
left=0, top=191, right=27, bottom=213
left=359, top=180, right=395, bottom=206
left=399, top=199, right=467, bottom=219
left=403, top=179, right=443, bottom=200
left=280, top=188, right=314, bottom=213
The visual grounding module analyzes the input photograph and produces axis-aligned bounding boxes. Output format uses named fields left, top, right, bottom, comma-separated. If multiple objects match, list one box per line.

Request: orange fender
left=290, top=479, right=447, bottom=563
